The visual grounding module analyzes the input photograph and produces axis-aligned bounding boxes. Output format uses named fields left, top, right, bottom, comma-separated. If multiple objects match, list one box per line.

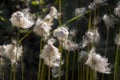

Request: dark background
left=0, top=0, right=120, bottom=80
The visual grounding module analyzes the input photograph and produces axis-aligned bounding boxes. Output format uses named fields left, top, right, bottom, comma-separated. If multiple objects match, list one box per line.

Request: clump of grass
left=1, top=0, right=120, bottom=80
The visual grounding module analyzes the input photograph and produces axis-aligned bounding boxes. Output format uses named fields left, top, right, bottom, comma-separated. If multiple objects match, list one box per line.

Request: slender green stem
left=78, top=62, right=80, bottom=80
left=82, top=65, right=85, bottom=80
left=86, top=66, right=89, bottom=80
left=13, top=64, right=16, bottom=80
left=101, top=28, right=109, bottom=80
left=43, top=65, right=46, bottom=80
left=58, top=0, right=62, bottom=25
left=37, top=57, right=42, bottom=80
left=90, top=69, right=94, bottom=80
left=38, top=39, right=42, bottom=80
left=2, top=58, right=4, bottom=80
left=13, top=27, right=20, bottom=80
left=10, top=64, right=13, bottom=80
left=21, top=56, right=24, bottom=80
left=41, top=62, right=45, bottom=80
left=71, top=53, right=75, bottom=80
left=62, top=10, right=90, bottom=26
left=88, top=11, right=91, bottom=30
left=48, top=65, right=51, bottom=80
left=105, top=29, right=109, bottom=55
left=90, top=6, right=96, bottom=80
left=58, top=44, right=62, bottom=80
left=65, top=51, right=69, bottom=80
left=114, top=45, right=119, bottom=80
left=86, top=9, right=92, bottom=80
left=18, top=30, right=33, bottom=43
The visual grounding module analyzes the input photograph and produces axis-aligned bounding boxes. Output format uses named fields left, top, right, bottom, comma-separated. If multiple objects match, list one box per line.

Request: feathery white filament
left=0, top=42, right=23, bottom=64
left=10, top=11, right=34, bottom=29
left=85, top=47, right=111, bottom=74
left=53, top=26, right=69, bottom=41
left=114, top=34, right=120, bottom=46
left=40, top=38, right=62, bottom=67
left=103, top=14, right=117, bottom=30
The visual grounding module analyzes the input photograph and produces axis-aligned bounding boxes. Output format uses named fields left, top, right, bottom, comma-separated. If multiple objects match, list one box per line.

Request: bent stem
left=63, top=10, right=90, bottom=26
left=18, top=30, right=33, bottom=43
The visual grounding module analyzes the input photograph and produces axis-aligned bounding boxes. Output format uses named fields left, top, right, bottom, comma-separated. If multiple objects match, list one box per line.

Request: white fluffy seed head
left=62, top=39, right=78, bottom=51
left=85, top=47, right=111, bottom=74
left=85, top=28, right=100, bottom=43
left=88, top=0, right=107, bottom=10
left=33, top=22, right=51, bottom=38
left=40, top=38, right=62, bottom=67
left=44, top=6, right=59, bottom=21
left=50, top=6, right=58, bottom=18
left=103, top=14, right=117, bottom=29
left=0, top=46, right=5, bottom=56
left=88, top=2, right=95, bottom=10
left=53, top=26, right=69, bottom=41
left=51, top=66, right=64, bottom=78
left=114, top=6, right=120, bottom=17
left=78, top=50, right=88, bottom=63
left=75, top=7, right=86, bottom=16
left=114, top=34, right=120, bottom=46
left=0, top=57, right=5, bottom=66
left=10, top=11, right=34, bottom=29
left=1, top=43, right=23, bottom=64
left=94, top=0, right=107, bottom=5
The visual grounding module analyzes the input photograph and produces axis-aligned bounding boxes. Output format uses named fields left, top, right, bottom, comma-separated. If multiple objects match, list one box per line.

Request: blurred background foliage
left=0, top=0, right=120, bottom=80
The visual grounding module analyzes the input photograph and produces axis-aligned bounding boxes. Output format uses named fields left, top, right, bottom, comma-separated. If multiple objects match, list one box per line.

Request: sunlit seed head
left=0, top=46, right=5, bottom=56
left=43, top=58, right=60, bottom=67
left=103, top=14, right=117, bottom=30
left=51, top=66, right=64, bottom=78
left=0, top=57, right=5, bottom=66
left=44, top=6, right=59, bottom=21
left=85, top=28, right=100, bottom=43
left=10, top=11, right=34, bottom=29
left=75, top=7, right=86, bottom=16
left=33, top=22, right=51, bottom=40
left=88, top=2, right=96, bottom=10
left=114, top=34, right=120, bottom=46
left=79, top=36, right=89, bottom=48
left=81, top=28, right=100, bottom=48
left=62, top=39, right=78, bottom=51
left=94, top=0, right=107, bottom=5
left=50, top=6, right=58, bottom=17
left=47, top=38, right=56, bottom=44
left=40, top=38, right=62, bottom=67
left=53, top=26, right=69, bottom=41
left=79, top=50, right=88, bottom=59
left=1, top=43, right=23, bottom=64
left=114, top=6, right=120, bottom=17
left=78, top=50, right=88, bottom=63
left=69, top=29, right=77, bottom=38
left=85, top=47, right=111, bottom=74
left=88, top=0, right=107, bottom=10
